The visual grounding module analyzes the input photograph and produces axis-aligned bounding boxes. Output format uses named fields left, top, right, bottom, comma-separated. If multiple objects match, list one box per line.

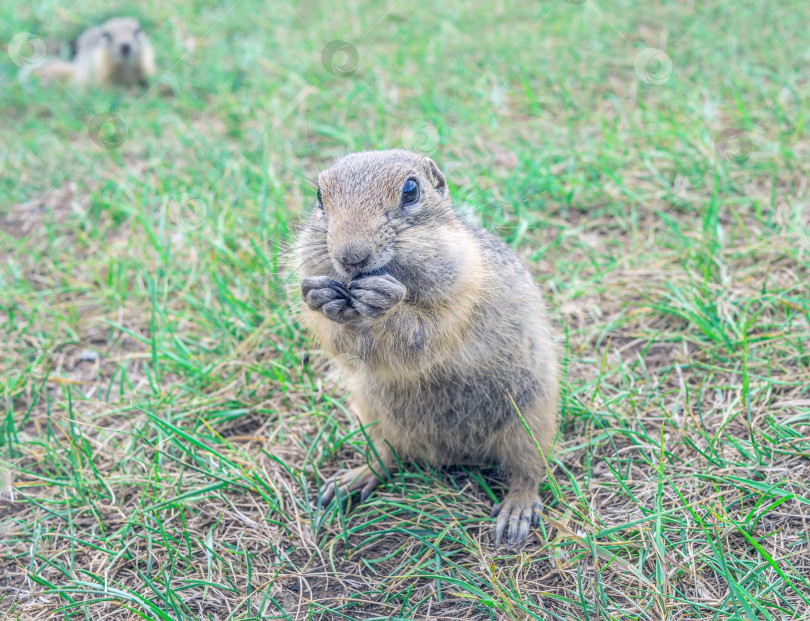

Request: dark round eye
left=401, top=178, right=419, bottom=205
left=316, top=187, right=323, bottom=209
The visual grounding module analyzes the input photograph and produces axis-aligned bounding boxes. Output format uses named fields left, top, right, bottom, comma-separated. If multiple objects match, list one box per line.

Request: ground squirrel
left=23, top=17, right=155, bottom=88
left=294, top=150, right=559, bottom=546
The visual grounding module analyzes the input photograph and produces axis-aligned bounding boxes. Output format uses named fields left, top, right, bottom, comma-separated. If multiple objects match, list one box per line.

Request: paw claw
left=492, top=494, right=541, bottom=548
left=318, top=485, right=335, bottom=507
left=316, top=465, right=383, bottom=509
left=495, top=515, right=507, bottom=546
left=360, top=479, right=376, bottom=503
left=532, top=500, right=544, bottom=526
left=326, top=281, right=352, bottom=299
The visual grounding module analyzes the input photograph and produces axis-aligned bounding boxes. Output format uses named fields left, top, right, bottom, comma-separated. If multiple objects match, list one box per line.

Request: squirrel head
left=306, top=149, right=456, bottom=281
left=99, top=18, right=148, bottom=64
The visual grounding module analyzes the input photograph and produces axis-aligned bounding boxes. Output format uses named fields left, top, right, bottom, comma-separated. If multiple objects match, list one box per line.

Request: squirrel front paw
left=347, top=274, right=406, bottom=318
left=301, top=276, right=359, bottom=323
left=302, top=274, right=406, bottom=323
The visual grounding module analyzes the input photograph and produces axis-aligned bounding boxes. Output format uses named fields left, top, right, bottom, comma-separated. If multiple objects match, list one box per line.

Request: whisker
left=267, top=158, right=319, bottom=189
left=306, top=113, right=322, bottom=175
left=286, top=240, right=327, bottom=252
left=295, top=254, right=333, bottom=275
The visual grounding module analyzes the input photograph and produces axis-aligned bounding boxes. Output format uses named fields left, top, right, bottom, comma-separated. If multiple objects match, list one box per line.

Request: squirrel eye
left=401, top=178, right=419, bottom=205
left=316, top=187, right=323, bottom=209
left=102, top=32, right=113, bottom=43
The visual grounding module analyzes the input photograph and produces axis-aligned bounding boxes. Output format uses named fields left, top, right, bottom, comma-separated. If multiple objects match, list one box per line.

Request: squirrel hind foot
left=491, top=492, right=543, bottom=548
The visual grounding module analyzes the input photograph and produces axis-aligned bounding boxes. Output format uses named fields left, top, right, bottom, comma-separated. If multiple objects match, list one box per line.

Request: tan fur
left=301, top=220, right=485, bottom=379
left=23, top=18, right=155, bottom=88
left=293, top=150, right=559, bottom=546
left=21, top=60, right=76, bottom=84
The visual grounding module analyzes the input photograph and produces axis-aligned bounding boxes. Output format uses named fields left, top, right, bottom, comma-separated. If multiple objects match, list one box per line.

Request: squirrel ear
left=422, top=157, right=447, bottom=196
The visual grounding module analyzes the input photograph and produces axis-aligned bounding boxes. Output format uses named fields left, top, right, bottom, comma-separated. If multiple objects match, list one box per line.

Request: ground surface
left=1, top=1, right=810, bottom=619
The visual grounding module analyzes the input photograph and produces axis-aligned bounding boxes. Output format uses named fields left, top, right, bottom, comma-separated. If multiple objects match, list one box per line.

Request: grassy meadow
left=2, top=0, right=810, bottom=619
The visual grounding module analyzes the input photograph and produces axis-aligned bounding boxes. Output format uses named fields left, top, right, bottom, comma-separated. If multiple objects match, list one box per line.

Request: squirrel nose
left=337, top=247, right=371, bottom=271
left=120, top=43, right=131, bottom=56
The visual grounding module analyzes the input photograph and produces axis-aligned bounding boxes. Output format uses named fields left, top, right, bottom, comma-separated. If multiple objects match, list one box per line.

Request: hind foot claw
left=317, top=464, right=385, bottom=507
left=491, top=493, right=543, bottom=548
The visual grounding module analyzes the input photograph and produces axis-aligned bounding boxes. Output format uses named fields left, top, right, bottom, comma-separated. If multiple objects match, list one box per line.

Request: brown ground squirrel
left=294, top=150, right=559, bottom=546
left=23, top=17, right=155, bottom=88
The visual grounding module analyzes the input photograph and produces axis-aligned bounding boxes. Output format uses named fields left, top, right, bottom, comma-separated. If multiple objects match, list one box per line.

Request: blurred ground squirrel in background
left=294, top=150, right=560, bottom=546
left=21, top=17, right=155, bottom=88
